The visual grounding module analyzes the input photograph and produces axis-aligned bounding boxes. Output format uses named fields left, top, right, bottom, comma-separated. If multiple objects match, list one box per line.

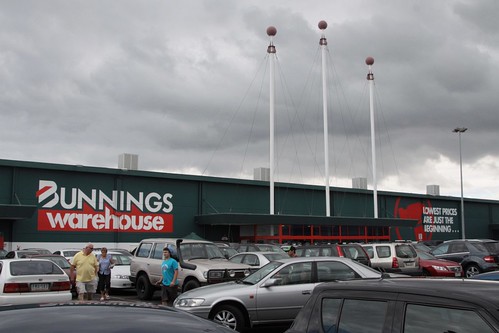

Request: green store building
left=1, top=158, right=499, bottom=252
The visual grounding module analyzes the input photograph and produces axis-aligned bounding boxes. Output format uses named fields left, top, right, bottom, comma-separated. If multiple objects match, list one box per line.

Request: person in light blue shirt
left=155, top=246, right=179, bottom=306
left=97, top=247, right=115, bottom=301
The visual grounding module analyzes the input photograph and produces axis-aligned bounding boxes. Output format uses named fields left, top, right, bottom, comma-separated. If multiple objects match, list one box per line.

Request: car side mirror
left=262, top=278, right=280, bottom=287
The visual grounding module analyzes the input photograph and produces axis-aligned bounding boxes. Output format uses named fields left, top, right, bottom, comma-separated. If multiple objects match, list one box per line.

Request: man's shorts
left=161, top=285, right=178, bottom=303
left=76, top=279, right=97, bottom=294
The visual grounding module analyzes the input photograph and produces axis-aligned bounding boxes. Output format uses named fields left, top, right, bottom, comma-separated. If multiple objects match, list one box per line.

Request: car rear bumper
left=0, top=292, right=72, bottom=305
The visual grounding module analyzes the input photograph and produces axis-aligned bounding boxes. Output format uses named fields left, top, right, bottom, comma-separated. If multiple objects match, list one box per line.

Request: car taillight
left=51, top=281, right=71, bottom=291
left=392, top=257, right=399, bottom=269
left=336, top=245, right=344, bottom=257
left=483, top=256, right=496, bottom=263
left=4, top=283, right=30, bottom=293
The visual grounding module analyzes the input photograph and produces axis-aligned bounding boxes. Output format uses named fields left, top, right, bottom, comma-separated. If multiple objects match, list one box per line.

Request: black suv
left=286, top=278, right=499, bottom=333
left=294, top=244, right=371, bottom=267
left=430, top=239, right=499, bottom=278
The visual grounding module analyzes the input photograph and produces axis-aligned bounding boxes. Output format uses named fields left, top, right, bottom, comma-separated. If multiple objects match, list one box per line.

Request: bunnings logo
left=36, top=180, right=173, bottom=233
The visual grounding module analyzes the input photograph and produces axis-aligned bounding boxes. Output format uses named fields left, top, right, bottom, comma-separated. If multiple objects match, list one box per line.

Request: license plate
left=30, top=283, right=50, bottom=291
left=455, top=272, right=461, bottom=277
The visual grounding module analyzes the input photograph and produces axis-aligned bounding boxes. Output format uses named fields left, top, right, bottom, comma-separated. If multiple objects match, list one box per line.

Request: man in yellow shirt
left=70, top=243, right=99, bottom=301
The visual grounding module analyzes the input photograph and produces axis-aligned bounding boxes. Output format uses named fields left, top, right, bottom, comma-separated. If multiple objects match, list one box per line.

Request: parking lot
left=100, top=289, right=289, bottom=333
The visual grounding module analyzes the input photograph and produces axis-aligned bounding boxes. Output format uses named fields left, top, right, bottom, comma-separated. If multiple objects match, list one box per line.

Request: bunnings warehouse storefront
left=1, top=159, right=499, bottom=251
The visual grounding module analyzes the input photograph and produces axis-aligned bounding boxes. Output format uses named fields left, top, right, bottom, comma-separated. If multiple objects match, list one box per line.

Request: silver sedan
left=174, top=256, right=386, bottom=331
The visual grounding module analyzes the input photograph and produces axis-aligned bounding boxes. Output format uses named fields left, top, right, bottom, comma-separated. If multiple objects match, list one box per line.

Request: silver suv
left=130, top=238, right=251, bottom=300
left=362, top=242, right=421, bottom=275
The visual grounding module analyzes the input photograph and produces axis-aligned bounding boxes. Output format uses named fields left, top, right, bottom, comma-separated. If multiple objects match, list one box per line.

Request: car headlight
left=113, top=275, right=130, bottom=279
left=432, top=266, right=448, bottom=271
left=175, top=298, right=205, bottom=307
left=244, top=269, right=251, bottom=276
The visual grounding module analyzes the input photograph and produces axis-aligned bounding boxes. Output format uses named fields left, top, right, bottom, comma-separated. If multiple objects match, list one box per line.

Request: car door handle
left=302, top=290, right=311, bottom=295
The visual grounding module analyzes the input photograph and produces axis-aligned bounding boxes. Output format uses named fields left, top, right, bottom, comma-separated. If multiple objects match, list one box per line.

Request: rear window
left=395, top=244, right=417, bottom=258
left=341, top=245, right=369, bottom=260
left=477, top=242, right=499, bottom=253
left=10, top=261, right=64, bottom=276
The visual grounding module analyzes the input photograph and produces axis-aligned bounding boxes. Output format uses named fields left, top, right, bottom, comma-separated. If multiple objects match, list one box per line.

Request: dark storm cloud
left=0, top=1, right=498, bottom=199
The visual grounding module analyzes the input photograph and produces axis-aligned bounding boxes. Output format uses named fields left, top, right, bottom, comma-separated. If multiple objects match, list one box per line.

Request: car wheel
left=212, top=305, right=246, bottom=332
left=465, top=264, right=481, bottom=278
left=182, top=279, right=200, bottom=292
left=136, top=275, right=154, bottom=300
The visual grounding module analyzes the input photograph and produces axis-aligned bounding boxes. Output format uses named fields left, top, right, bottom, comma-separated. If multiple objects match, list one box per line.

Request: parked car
left=361, top=242, right=421, bottom=275
left=416, top=250, right=463, bottom=277
left=5, top=250, right=41, bottom=259
left=95, top=250, right=134, bottom=289
left=174, top=256, right=392, bottom=332
left=411, top=241, right=434, bottom=252
left=338, top=243, right=371, bottom=266
left=24, top=254, right=77, bottom=296
left=23, top=248, right=52, bottom=255
left=0, top=258, right=72, bottom=305
left=294, top=244, right=371, bottom=267
left=0, top=301, right=235, bottom=333
left=286, top=278, right=499, bottom=333
left=430, top=239, right=499, bottom=278
left=235, top=243, right=287, bottom=255
left=52, top=249, right=82, bottom=261
left=130, top=238, right=251, bottom=299
left=228, top=251, right=289, bottom=270
left=214, top=243, right=239, bottom=259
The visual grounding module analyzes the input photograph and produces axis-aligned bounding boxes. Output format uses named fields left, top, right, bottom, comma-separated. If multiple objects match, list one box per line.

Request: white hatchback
left=0, top=259, right=72, bottom=305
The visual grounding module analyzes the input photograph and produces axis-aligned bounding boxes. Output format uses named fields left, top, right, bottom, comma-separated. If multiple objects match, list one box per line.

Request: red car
left=417, top=250, right=463, bottom=277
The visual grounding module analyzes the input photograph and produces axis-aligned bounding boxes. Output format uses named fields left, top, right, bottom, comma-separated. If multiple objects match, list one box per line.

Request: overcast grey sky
left=1, top=1, right=498, bottom=200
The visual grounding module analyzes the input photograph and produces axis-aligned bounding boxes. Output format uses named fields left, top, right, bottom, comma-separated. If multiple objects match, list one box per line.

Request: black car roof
left=315, top=278, right=499, bottom=307
left=0, top=302, right=233, bottom=333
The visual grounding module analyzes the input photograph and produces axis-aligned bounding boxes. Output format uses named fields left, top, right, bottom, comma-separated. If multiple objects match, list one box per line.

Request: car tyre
left=136, top=275, right=154, bottom=300
left=182, top=279, right=200, bottom=292
left=464, top=264, right=481, bottom=278
left=212, top=305, right=246, bottom=332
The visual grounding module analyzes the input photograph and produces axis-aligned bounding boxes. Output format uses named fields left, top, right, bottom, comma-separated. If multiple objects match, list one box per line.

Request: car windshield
left=180, top=243, right=225, bottom=260
left=64, top=250, right=80, bottom=257
left=416, top=250, right=436, bottom=260
left=242, top=261, right=283, bottom=284
left=112, top=254, right=132, bottom=265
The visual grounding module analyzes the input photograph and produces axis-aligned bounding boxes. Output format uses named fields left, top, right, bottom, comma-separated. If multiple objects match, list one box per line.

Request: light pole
left=453, top=127, right=467, bottom=240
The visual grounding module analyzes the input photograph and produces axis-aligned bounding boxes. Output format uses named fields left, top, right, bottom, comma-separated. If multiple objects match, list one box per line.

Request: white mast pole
left=366, top=57, right=378, bottom=218
left=267, top=26, right=277, bottom=215
left=319, top=21, right=330, bottom=217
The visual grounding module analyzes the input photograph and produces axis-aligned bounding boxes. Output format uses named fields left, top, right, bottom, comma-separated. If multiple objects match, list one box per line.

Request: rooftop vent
left=352, top=177, right=367, bottom=190
left=426, top=185, right=440, bottom=196
left=119, top=153, right=138, bottom=170
left=254, top=167, right=270, bottom=181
